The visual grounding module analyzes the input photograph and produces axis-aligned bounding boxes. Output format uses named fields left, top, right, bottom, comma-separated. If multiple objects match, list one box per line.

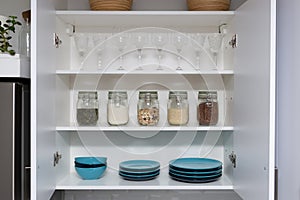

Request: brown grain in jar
left=198, top=91, right=218, bottom=125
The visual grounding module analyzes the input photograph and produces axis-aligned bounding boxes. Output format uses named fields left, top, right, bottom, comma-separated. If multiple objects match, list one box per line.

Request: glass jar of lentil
left=168, top=91, right=189, bottom=125
left=137, top=91, right=159, bottom=126
left=198, top=91, right=218, bottom=126
left=76, top=91, right=99, bottom=126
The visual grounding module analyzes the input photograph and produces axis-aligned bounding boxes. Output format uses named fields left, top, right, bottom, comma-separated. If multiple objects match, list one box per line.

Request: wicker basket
left=89, top=0, right=133, bottom=11
left=187, top=0, right=230, bottom=11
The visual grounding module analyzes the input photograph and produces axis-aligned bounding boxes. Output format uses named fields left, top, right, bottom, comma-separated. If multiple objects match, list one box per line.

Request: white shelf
left=56, top=69, right=234, bottom=75
left=56, top=168, right=233, bottom=190
left=56, top=125, right=234, bottom=132
left=56, top=11, right=235, bottom=27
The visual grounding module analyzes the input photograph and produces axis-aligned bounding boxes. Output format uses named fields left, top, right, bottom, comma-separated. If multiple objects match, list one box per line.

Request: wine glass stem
left=137, top=49, right=143, bottom=70
left=119, top=55, right=124, bottom=70
left=79, top=52, right=85, bottom=70
left=176, top=49, right=182, bottom=70
left=97, top=51, right=102, bottom=70
left=196, top=51, right=200, bottom=70
left=214, top=53, right=217, bottom=66
left=157, top=49, right=163, bottom=70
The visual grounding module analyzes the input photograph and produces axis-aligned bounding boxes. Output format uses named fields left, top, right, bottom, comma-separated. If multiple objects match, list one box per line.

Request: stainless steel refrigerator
left=0, top=78, right=30, bottom=200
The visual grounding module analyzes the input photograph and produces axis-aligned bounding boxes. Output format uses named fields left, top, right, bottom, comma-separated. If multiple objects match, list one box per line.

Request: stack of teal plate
left=119, top=160, right=160, bottom=181
left=169, top=158, right=222, bottom=183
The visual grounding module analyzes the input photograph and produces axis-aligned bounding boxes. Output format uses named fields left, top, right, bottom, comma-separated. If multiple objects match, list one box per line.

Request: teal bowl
left=75, top=165, right=107, bottom=180
left=75, top=157, right=107, bottom=165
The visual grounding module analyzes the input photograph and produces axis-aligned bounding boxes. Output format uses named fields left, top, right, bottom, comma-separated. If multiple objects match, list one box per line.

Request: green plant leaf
left=8, top=26, right=15, bottom=32
left=8, top=50, right=16, bottom=55
left=0, top=16, right=21, bottom=55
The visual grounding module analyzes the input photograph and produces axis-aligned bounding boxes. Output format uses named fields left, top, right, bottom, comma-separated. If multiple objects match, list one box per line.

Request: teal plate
left=169, top=172, right=222, bottom=183
left=119, top=169, right=160, bottom=176
left=169, top=167, right=222, bottom=176
left=119, top=171, right=160, bottom=179
left=119, top=160, right=160, bottom=172
left=169, top=170, right=222, bottom=179
left=169, top=158, right=222, bottom=171
left=119, top=171, right=160, bottom=181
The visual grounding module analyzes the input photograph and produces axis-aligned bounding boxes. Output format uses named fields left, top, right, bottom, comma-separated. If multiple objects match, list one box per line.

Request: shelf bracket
left=54, top=151, right=62, bottom=167
left=229, top=151, right=237, bottom=168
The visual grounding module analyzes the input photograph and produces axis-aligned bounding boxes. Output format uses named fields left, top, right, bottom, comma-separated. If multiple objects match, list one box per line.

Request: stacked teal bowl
left=74, top=157, right=107, bottom=180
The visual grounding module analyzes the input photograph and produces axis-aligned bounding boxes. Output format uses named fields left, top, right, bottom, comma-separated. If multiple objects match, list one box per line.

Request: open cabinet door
left=232, top=0, right=276, bottom=199
left=31, top=0, right=57, bottom=199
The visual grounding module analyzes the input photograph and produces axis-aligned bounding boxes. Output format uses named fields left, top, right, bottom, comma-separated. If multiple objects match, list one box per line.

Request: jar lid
left=139, top=91, right=158, bottom=99
left=169, top=91, right=188, bottom=99
left=78, top=91, right=98, bottom=99
left=108, top=91, right=127, bottom=99
left=198, top=91, right=217, bottom=99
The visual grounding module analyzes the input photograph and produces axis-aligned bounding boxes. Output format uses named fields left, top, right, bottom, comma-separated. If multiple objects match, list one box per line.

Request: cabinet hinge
left=229, top=34, right=238, bottom=48
left=53, top=151, right=62, bottom=167
left=54, top=33, right=62, bottom=48
left=229, top=151, right=237, bottom=168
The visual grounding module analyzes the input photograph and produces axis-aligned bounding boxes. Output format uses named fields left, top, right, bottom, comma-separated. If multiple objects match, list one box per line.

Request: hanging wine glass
left=113, top=33, right=129, bottom=70
left=93, top=33, right=107, bottom=70
left=191, top=33, right=206, bottom=70
left=173, top=33, right=188, bottom=70
left=152, top=33, right=168, bottom=70
left=74, top=33, right=88, bottom=69
left=208, top=33, right=223, bottom=66
left=131, top=32, right=148, bottom=70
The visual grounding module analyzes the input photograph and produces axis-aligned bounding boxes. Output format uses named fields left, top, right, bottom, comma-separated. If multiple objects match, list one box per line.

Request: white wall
left=0, top=0, right=30, bottom=53
left=277, top=0, right=300, bottom=199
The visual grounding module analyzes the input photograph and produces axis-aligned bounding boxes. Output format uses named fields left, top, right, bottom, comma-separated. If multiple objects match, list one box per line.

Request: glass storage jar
left=198, top=91, right=219, bottom=125
left=107, top=91, right=129, bottom=125
left=168, top=91, right=189, bottom=125
left=76, top=91, right=99, bottom=126
left=18, top=16, right=30, bottom=57
left=137, top=91, right=159, bottom=126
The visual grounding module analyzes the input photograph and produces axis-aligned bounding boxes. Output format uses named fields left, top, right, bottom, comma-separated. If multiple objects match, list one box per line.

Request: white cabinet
left=30, top=0, right=276, bottom=199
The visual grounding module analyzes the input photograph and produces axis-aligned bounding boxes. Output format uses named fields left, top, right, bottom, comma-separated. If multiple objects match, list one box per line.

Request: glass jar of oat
left=76, top=91, right=99, bottom=126
left=137, top=91, right=159, bottom=126
left=168, top=91, right=189, bottom=125
left=107, top=91, right=129, bottom=125
left=198, top=91, right=218, bottom=125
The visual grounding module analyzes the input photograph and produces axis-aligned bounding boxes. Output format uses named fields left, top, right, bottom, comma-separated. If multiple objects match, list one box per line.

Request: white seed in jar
left=168, top=108, right=189, bottom=125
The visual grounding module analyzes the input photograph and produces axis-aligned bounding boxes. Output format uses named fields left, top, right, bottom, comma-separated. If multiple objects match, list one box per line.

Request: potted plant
left=0, top=15, right=22, bottom=55
left=0, top=15, right=29, bottom=78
